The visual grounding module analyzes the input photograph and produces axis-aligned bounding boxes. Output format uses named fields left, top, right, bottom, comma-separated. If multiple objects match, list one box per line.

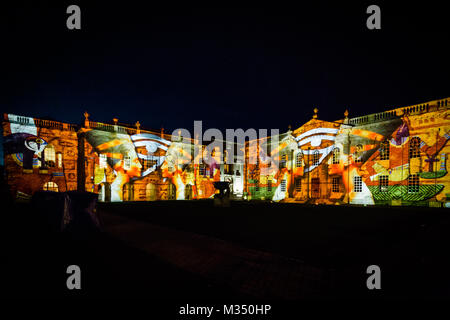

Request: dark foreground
left=3, top=199, right=450, bottom=300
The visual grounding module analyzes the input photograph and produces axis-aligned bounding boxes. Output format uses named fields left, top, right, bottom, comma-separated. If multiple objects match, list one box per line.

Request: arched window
left=313, top=150, right=320, bottom=166
left=409, top=137, right=421, bottom=159
left=43, top=181, right=58, bottom=192
left=296, top=152, right=303, bottom=167
left=332, top=148, right=340, bottom=164
left=380, top=140, right=390, bottom=160
left=44, top=145, right=56, bottom=167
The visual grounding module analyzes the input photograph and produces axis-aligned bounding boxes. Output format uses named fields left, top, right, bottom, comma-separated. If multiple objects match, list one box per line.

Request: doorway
left=146, top=183, right=157, bottom=201
left=98, top=182, right=111, bottom=202
left=311, top=178, right=320, bottom=198
left=185, top=184, right=193, bottom=200
left=123, top=183, right=134, bottom=201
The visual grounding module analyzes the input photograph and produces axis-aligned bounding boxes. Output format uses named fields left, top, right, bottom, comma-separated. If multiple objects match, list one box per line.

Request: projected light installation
left=2, top=97, right=450, bottom=207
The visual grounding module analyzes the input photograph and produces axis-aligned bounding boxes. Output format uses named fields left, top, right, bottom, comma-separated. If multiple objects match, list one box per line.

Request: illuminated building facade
left=2, top=97, right=450, bottom=207
left=245, top=97, right=450, bottom=207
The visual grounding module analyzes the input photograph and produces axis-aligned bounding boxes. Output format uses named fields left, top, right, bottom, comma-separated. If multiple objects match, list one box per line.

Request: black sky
left=3, top=2, right=449, bottom=134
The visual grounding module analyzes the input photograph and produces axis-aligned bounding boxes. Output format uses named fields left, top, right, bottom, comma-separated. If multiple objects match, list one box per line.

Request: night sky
left=3, top=2, right=449, bottom=134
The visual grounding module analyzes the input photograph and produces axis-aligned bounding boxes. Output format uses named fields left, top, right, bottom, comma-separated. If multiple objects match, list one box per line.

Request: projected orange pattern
left=2, top=97, right=450, bottom=207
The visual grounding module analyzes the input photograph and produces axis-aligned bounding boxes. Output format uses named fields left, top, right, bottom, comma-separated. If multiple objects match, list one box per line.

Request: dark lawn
left=97, top=200, right=450, bottom=298
left=97, top=200, right=450, bottom=268
left=3, top=199, right=450, bottom=299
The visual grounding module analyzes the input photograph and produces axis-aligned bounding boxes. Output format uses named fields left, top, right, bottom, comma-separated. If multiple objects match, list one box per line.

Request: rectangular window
left=354, top=176, right=362, bottom=193
left=380, top=141, right=390, bottom=160
left=296, top=153, right=303, bottom=167
left=313, top=151, right=320, bottom=166
left=142, top=158, right=157, bottom=171
left=332, top=177, right=340, bottom=193
left=267, top=179, right=272, bottom=192
left=332, top=149, right=340, bottom=164
left=224, top=164, right=233, bottom=175
left=295, top=178, right=301, bottom=192
left=409, top=137, right=421, bottom=159
left=255, top=180, right=260, bottom=192
left=44, top=146, right=56, bottom=167
left=57, top=153, right=63, bottom=168
left=124, top=155, right=131, bottom=170
left=354, top=145, right=363, bottom=163
left=379, top=175, right=389, bottom=192
left=199, top=164, right=206, bottom=176
left=99, top=154, right=107, bottom=168
left=280, top=154, right=287, bottom=168
left=281, top=179, right=286, bottom=192
left=408, top=174, right=420, bottom=193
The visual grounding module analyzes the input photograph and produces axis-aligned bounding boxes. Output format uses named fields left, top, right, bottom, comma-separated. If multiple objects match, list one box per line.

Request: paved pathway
left=103, top=213, right=335, bottom=299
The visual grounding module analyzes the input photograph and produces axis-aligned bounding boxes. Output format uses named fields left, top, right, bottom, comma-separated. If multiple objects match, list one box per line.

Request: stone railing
left=348, top=97, right=450, bottom=126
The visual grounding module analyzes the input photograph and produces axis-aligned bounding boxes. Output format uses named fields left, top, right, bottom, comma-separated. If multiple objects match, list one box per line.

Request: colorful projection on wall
left=83, top=128, right=218, bottom=202
left=3, top=97, right=450, bottom=206
left=3, top=115, right=48, bottom=170
left=247, top=107, right=450, bottom=206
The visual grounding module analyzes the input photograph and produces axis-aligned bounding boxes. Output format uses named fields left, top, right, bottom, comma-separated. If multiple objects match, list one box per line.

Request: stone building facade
left=244, top=97, right=450, bottom=207
left=2, top=96, right=450, bottom=206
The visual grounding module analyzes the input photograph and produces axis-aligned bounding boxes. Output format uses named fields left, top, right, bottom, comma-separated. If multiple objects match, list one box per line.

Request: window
left=313, top=150, right=320, bottom=165
left=99, top=153, right=107, bottom=168
left=44, top=145, right=56, bottom=167
left=332, top=148, right=340, bottom=164
left=409, top=137, right=421, bottom=159
left=224, top=164, right=233, bottom=175
left=281, top=179, right=286, bottom=192
left=332, top=177, right=340, bottom=193
left=354, top=144, right=363, bottom=163
left=280, top=154, right=287, bottom=168
left=408, top=174, right=420, bottom=193
left=296, top=152, right=303, bottom=167
left=199, top=164, right=206, bottom=176
left=353, top=176, right=362, bottom=193
left=255, top=180, right=260, bottom=192
left=295, top=178, right=301, bottom=192
left=123, top=155, right=131, bottom=170
left=43, top=181, right=58, bottom=192
left=379, top=175, right=389, bottom=192
left=57, top=153, right=63, bottom=168
left=142, top=158, right=157, bottom=171
left=267, top=178, right=272, bottom=192
left=380, top=141, right=390, bottom=160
